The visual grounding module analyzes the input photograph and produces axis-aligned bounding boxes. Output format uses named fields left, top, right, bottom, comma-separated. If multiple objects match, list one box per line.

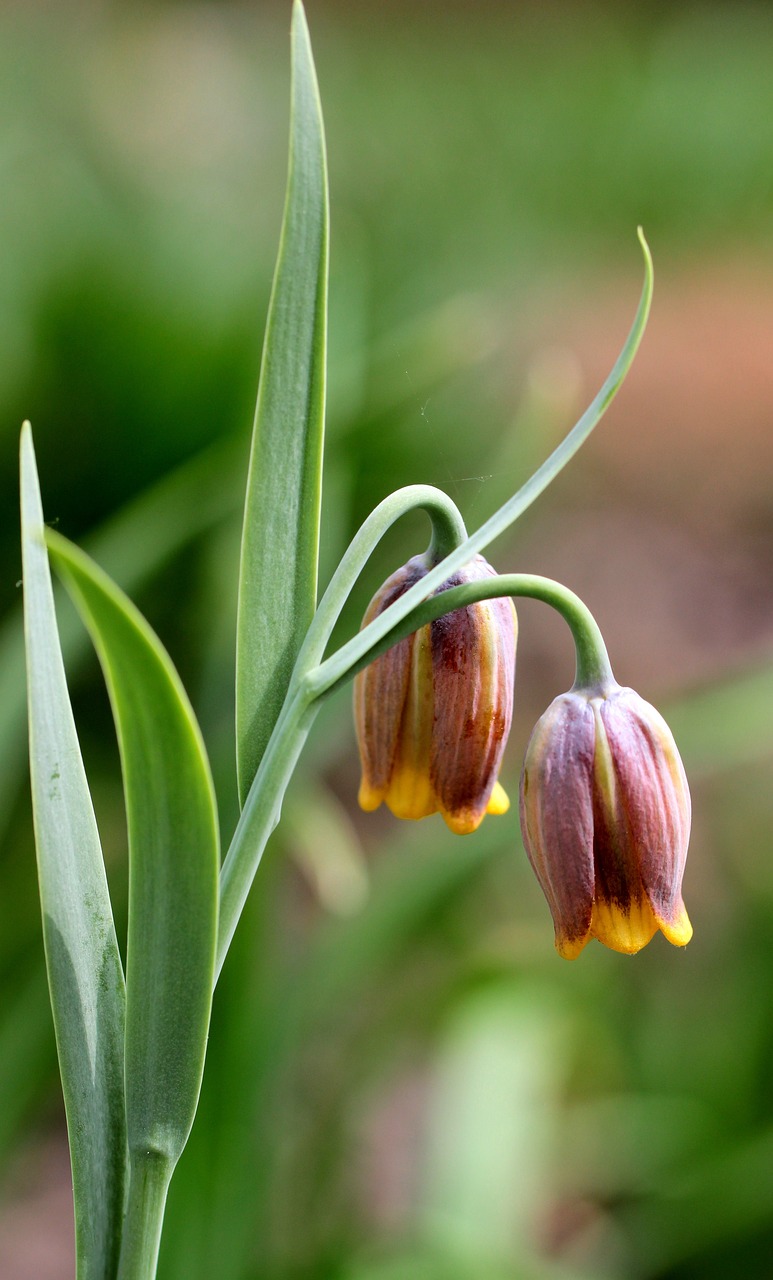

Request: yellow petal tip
left=357, top=781, right=383, bottom=813
left=556, top=932, right=589, bottom=961
left=591, top=897, right=659, bottom=955
left=486, top=780, right=510, bottom=816
left=384, top=764, right=436, bottom=821
left=442, top=810, right=483, bottom=835
left=660, top=906, right=693, bottom=948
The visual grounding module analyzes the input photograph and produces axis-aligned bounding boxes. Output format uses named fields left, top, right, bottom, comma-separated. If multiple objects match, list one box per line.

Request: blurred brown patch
left=512, top=258, right=773, bottom=706
left=0, top=1133, right=73, bottom=1280
left=574, top=259, right=773, bottom=534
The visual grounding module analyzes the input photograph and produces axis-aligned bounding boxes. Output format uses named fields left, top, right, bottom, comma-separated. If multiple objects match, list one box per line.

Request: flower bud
left=519, top=684, right=692, bottom=958
left=354, top=553, right=517, bottom=834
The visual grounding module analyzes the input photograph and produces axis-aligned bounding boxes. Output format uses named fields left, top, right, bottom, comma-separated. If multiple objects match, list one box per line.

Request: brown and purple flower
left=520, top=684, right=692, bottom=958
left=354, top=553, right=517, bottom=834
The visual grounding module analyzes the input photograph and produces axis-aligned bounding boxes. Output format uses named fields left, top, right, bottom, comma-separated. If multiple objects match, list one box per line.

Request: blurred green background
left=3, top=0, right=773, bottom=1276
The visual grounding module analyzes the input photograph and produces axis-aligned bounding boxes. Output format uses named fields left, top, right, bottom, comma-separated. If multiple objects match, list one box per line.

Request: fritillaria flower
left=354, top=553, right=517, bottom=834
left=520, top=683, right=692, bottom=958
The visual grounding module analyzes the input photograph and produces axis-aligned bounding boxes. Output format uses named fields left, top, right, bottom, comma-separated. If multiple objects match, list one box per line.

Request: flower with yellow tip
left=354, top=553, right=517, bottom=834
left=519, top=683, right=692, bottom=958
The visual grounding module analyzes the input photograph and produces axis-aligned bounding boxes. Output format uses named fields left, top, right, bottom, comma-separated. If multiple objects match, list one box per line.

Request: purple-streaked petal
left=600, top=688, right=691, bottom=931
left=354, top=556, right=429, bottom=805
left=430, top=557, right=516, bottom=832
left=520, top=692, right=595, bottom=957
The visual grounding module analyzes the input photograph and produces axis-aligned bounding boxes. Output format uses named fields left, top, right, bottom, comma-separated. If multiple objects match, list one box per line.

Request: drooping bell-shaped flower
left=354, top=553, right=517, bottom=834
left=520, top=683, right=692, bottom=958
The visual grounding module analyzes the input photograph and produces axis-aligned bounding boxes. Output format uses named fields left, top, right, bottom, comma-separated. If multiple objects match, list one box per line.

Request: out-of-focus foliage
left=3, top=1, right=773, bottom=1277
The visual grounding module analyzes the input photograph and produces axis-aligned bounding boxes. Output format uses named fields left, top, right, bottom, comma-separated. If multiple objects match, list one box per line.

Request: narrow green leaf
left=236, top=0, right=329, bottom=803
left=307, top=231, right=654, bottom=697
left=0, top=435, right=241, bottom=847
left=20, top=423, right=127, bottom=1280
left=46, top=528, right=220, bottom=1167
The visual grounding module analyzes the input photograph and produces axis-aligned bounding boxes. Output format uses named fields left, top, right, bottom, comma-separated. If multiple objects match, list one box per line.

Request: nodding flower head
left=354, top=553, right=517, bottom=835
left=520, top=683, right=692, bottom=958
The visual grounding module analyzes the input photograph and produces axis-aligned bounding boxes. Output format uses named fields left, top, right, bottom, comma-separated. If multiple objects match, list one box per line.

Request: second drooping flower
left=520, top=683, right=692, bottom=958
left=354, top=553, right=517, bottom=834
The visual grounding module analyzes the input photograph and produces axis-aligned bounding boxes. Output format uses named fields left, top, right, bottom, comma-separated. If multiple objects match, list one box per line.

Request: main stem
left=217, top=689, right=318, bottom=980
left=116, top=1151, right=173, bottom=1280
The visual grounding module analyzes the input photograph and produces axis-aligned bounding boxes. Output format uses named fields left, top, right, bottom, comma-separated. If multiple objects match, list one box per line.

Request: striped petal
left=354, top=552, right=516, bottom=833
left=520, top=693, right=595, bottom=958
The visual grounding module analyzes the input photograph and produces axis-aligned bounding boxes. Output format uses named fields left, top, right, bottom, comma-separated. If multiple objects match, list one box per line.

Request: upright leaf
left=236, top=0, right=329, bottom=803
left=20, top=424, right=127, bottom=1280
left=0, top=435, right=240, bottom=845
left=46, top=529, right=220, bottom=1169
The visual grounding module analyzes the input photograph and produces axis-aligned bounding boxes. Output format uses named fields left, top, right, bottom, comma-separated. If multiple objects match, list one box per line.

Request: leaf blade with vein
left=20, top=423, right=127, bottom=1280
left=236, top=0, right=329, bottom=803
left=46, top=529, right=220, bottom=1167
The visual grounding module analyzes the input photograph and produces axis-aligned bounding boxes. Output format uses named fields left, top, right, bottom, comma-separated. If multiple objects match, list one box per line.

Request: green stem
left=292, top=484, right=466, bottom=681
left=217, top=490, right=464, bottom=978
left=116, top=1151, right=173, bottom=1280
left=217, top=688, right=318, bottom=980
left=306, top=573, right=614, bottom=697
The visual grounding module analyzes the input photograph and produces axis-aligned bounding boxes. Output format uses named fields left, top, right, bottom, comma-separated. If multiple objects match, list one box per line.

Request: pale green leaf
left=46, top=529, right=219, bottom=1167
left=0, top=435, right=240, bottom=845
left=236, top=0, right=329, bottom=803
left=20, top=424, right=127, bottom=1280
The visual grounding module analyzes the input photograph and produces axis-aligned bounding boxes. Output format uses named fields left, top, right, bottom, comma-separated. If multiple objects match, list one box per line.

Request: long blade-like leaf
left=46, top=529, right=220, bottom=1168
left=0, top=436, right=240, bottom=846
left=236, top=0, right=329, bottom=803
left=307, top=232, right=654, bottom=697
left=20, top=423, right=127, bottom=1280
